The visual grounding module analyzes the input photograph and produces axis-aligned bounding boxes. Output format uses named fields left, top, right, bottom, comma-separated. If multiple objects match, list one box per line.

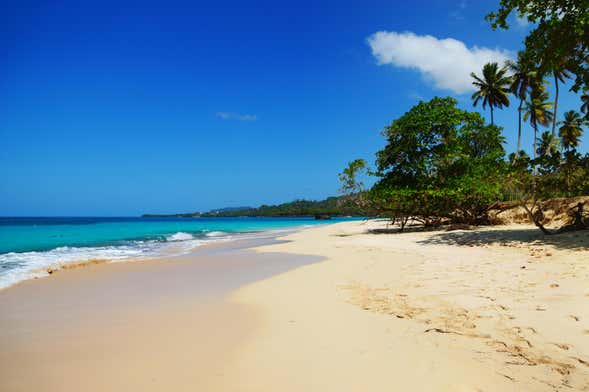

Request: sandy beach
left=1, top=220, right=588, bottom=391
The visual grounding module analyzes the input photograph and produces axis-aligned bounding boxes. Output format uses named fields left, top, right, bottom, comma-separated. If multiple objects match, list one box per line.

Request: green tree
left=534, top=131, right=561, bottom=183
left=506, top=53, right=537, bottom=156
left=556, top=112, right=586, bottom=196
left=373, top=97, right=506, bottom=225
left=559, top=110, right=586, bottom=150
left=505, top=150, right=533, bottom=200
left=523, top=84, right=553, bottom=168
left=487, top=0, right=589, bottom=93
left=533, top=130, right=562, bottom=199
left=338, top=159, right=368, bottom=195
left=555, top=110, right=586, bottom=195
left=550, top=65, right=572, bottom=138
left=536, top=130, right=559, bottom=158
left=338, top=159, right=371, bottom=214
left=470, top=62, right=511, bottom=125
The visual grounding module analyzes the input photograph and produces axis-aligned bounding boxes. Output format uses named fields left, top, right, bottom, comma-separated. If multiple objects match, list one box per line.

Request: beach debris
left=424, top=327, right=453, bottom=334
left=498, top=372, right=516, bottom=381
left=575, top=357, right=589, bottom=367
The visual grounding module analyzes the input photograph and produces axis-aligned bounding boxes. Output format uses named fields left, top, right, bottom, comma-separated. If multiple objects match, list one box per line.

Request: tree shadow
left=416, top=226, right=589, bottom=251
left=333, top=224, right=465, bottom=237
left=367, top=226, right=440, bottom=235
left=331, top=223, right=428, bottom=237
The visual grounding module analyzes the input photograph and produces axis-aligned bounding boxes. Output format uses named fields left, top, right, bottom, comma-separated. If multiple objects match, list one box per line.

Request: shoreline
left=0, top=223, right=317, bottom=291
left=0, top=234, right=322, bottom=392
left=1, top=220, right=588, bottom=391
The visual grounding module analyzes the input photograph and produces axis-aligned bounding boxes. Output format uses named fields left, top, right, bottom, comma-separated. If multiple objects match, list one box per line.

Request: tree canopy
left=370, top=97, right=506, bottom=225
left=486, top=0, right=589, bottom=93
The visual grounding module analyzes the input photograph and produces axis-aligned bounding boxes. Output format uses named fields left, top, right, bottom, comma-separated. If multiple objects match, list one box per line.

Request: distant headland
left=142, top=196, right=363, bottom=218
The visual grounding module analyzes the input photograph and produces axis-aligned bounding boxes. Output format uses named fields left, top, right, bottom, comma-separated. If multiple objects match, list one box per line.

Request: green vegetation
left=340, top=98, right=506, bottom=228
left=143, top=197, right=365, bottom=218
left=341, top=0, right=589, bottom=233
left=487, top=0, right=588, bottom=94
left=202, top=197, right=363, bottom=217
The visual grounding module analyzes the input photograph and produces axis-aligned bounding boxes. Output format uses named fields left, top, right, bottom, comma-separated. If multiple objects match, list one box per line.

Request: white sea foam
left=0, top=236, right=217, bottom=290
left=0, top=243, right=159, bottom=290
left=167, top=232, right=195, bottom=241
left=0, top=224, right=316, bottom=290
left=205, top=231, right=227, bottom=237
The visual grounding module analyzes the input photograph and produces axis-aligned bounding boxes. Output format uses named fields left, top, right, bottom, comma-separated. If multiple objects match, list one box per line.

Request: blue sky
left=1, top=0, right=586, bottom=216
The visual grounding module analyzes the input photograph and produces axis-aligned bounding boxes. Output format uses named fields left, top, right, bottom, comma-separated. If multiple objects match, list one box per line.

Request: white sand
left=225, top=220, right=589, bottom=391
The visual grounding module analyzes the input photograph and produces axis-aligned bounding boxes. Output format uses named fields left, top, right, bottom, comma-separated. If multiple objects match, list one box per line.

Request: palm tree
left=536, top=130, right=559, bottom=158
left=523, top=84, right=553, bottom=172
left=558, top=110, right=586, bottom=151
left=471, top=62, right=511, bottom=125
left=506, top=54, right=536, bottom=157
left=550, top=65, right=571, bottom=138
left=558, top=110, right=586, bottom=195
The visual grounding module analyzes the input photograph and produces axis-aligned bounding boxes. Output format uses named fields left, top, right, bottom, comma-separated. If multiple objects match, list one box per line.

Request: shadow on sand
left=333, top=225, right=433, bottom=237
left=366, top=224, right=447, bottom=235
left=416, top=226, right=589, bottom=251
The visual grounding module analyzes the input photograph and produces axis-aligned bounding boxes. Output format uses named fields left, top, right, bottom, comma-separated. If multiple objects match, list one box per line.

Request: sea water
left=0, top=216, right=351, bottom=289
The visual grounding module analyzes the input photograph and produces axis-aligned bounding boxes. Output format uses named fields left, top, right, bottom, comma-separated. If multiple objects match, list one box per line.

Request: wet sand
left=0, top=238, right=319, bottom=392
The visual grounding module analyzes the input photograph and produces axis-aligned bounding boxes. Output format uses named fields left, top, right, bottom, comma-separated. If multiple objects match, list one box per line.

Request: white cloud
left=367, top=31, right=513, bottom=94
left=216, top=112, right=257, bottom=121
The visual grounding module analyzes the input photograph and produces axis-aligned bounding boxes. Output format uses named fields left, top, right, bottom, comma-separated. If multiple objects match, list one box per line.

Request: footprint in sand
left=552, top=343, right=571, bottom=351
left=573, top=357, right=589, bottom=368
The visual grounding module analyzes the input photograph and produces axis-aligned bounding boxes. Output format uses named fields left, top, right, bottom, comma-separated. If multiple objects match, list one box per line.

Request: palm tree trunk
left=566, top=159, right=571, bottom=196
left=490, top=106, right=494, bottom=126
left=564, top=149, right=573, bottom=196
left=552, top=73, right=559, bottom=138
left=533, top=123, right=538, bottom=176
left=516, top=99, right=523, bottom=158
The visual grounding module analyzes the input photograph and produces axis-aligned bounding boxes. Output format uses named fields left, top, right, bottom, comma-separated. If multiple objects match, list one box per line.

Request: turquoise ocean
left=0, top=217, right=351, bottom=289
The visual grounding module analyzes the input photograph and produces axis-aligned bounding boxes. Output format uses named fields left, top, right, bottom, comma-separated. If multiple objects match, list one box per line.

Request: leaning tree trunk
left=552, top=73, right=559, bottom=138
left=521, top=202, right=552, bottom=235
